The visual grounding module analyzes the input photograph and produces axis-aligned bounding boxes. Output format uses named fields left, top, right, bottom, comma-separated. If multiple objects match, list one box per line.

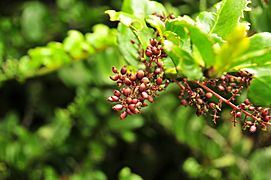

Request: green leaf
left=117, top=24, right=140, bottom=66
left=105, top=10, right=154, bottom=49
left=118, top=167, right=143, bottom=180
left=245, top=67, right=271, bottom=106
left=230, top=32, right=271, bottom=69
left=166, top=17, right=216, bottom=67
left=196, top=11, right=216, bottom=33
left=209, top=0, right=250, bottom=38
left=163, top=40, right=203, bottom=80
left=146, top=15, right=165, bottom=36
left=121, top=0, right=166, bottom=19
left=211, top=23, right=249, bottom=77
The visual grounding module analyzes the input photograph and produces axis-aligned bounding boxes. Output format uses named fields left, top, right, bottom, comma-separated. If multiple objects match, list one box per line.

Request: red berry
left=262, top=109, right=269, bottom=116
left=126, top=97, right=133, bottom=104
left=121, top=66, right=127, bottom=75
left=236, top=112, right=242, bottom=118
left=112, top=66, right=118, bottom=73
left=112, top=104, right=123, bottom=111
left=152, top=46, right=160, bottom=55
left=132, top=99, right=139, bottom=104
left=139, top=83, right=146, bottom=92
left=218, top=85, right=225, bottom=91
left=157, top=61, right=163, bottom=68
left=181, top=99, right=187, bottom=106
left=250, top=125, right=257, bottom=133
left=148, top=96, right=154, bottom=103
left=142, top=92, right=149, bottom=99
left=156, top=77, right=163, bottom=85
left=154, top=68, right=162, bottom=74
left=145, top=49, right=152, bottom=57
left=150, top=38, right=157, bottom=46
left=123, top=88, right=131, bottom=96
left=244, top=99, right=250, bottom=105
left=120, top=111, right=127, bottom=120
left=114, top=90, right=121, bottom=97
left=141, top=77, right=150, bottom=84
left=110, top=75, right=119, bottom=81
left=128, top=104, right=136, bottom=112
left=205, top=92, right=213, bottom=99
left=263, top=115, right=271, bottom=122
left=209, top=103, right=216, bottom=109
left=136, top=70, right=145, bottom=79
left=129, top=74, right=137, bottom=81
left=124, top=78, right=132, bottom=86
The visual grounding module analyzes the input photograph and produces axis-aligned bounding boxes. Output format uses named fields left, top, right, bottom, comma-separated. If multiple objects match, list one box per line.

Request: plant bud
left=120, top=111, right=127, bottom=120
left=132, top=99, right=139, bottom=104
left=236, top=112, right=242, bottom=118
left=209, top=103, right=216, bottom=109
left=129, top=74, right=137, bottom=81
left=111, top=96, right=119, bottom=102
left=112, top=66, right=118, bottom=73
left=124, top=78, right=132, bottom=86
left=181, top=99, right=187, bottom=106
left=139, top=83, right=146, bottom=92
left=150, top=38, right=157, bottom=46
left=157, top=61, right=163, bottom=67
left=141, top=77, right=149, bottom=84
left=152, top=46, right=160, bottom=55
left=145, top=49, right=152, bottom=57
left=148, top=95, right=154, bottom=103
left=126, top=97, right=132, bottom=104
left=263, top=115, right=271, bottom=122
left=136, top=70, right=145, bottom=79
left=142, top=92, right=149, bottom=99
left=114, top=90, right=121, bottom=97
left=244, top=99, right=250, bottom=105
left=218, top=85, right=225, bottom=91
left=250, top=125, right=257, bottom=133
left=156, top=77, right=163, bottom=85
left=205, top=92, right=213, bottom=99
left=121, top=66, right=127, bottom=75
left=154, top=68, right=162, bottom=74
left=112, top=104, right=123, bottom=111
left=123, top=88, right=131, bottom=96
left=262, top=109, right=269, bottom=116
left=110, top=75, right=119, bottom=81
left=128, top=104, right=136, bottom=112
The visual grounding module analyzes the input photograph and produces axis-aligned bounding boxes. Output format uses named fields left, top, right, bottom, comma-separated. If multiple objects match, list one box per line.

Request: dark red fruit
left=112, top=66, right=118, bottom=73
left=205, top=92, right=213, bottom=99
left=236, top=112, right=242, bottom=118
left=250, top=125, right=257, bottom=133
left=141, top=77, right=150, bottom=84
left=142, top=92, right=149, bottom=99
left=145, top=49, right=153, bottom=57
left=156, top=77, right=163, bottom=85
left=112, top=104, right=123, bottom=111
left=136, top=70, right=145, bottom=79
left=121, top=66, right=127, bottom=75
left=263, top=115, right=271, bottom=122
left=139, top=83, right=146, bottom=92
left=114, top=90, right=121, bottom=97
left=150, top=38, right=157, bottom=46
left=110, top=75, right=119, bottom=81
left=154, top=68, right=162, bottom=74
left=244, top=99, right=250, bottom=105
left=123, top=88, right=131, bottom=96
left=120, top=111, right=127, bottom=120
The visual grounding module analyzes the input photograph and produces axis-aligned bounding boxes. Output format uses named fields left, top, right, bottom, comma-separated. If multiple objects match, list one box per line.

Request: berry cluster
left=108, top=38, right=169, bottom=120
left=176, top=71, right=271, bottom=132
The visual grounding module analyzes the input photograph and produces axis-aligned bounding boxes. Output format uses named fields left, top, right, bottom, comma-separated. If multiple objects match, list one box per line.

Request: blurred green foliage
left=0, top=0, right=271, bottom=179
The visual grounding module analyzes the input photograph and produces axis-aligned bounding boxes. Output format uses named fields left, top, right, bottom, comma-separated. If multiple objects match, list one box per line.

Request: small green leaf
left=209, top=0, right=250, bottom=38
left=164, top=40, right=203, bottom=80
left=166, top=18, right=216, bottom=68
left=196, top=11, right=216, bottom=33
left=117, top=24, right=140, bottom=66
left=230, top=32, right=271, bottom=69
left=245, top=67, right=271, bottom=106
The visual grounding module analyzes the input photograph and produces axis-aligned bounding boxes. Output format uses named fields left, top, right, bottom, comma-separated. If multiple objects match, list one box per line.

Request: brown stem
left=173, top=79, right=185, bottom=90
left=195, top=81, right=259, bottom=121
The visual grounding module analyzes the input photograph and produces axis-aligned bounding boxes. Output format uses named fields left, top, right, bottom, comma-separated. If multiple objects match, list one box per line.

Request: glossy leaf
left=164, top=40, right=203, bottom=80
left=209, top=0, right=250, bottom=38
left=245, top=67, right=271, bottom=106
left=230, top=32, right=271, bottom=69
left=166, top=17, right=216, bottom=68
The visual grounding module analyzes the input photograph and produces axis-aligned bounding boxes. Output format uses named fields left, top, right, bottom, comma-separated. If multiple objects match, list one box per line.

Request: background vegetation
left=0, top=0, right=271, bottom=179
